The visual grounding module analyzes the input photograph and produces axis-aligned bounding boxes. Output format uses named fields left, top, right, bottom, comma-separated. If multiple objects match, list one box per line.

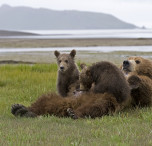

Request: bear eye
left=135, top=60, right=140, bottom=64
left=65, top=60, right=68, bottom=63
left=59, top=60, right=61, bottom=63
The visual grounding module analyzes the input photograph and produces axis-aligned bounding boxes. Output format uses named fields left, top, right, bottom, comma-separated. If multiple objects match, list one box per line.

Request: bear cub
left=79, top=61, right=130, bottom=104
left=54, top=50, right=80, bottom=97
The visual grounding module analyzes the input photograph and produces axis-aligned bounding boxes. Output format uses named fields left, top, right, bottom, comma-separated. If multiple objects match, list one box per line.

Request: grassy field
left=0, top=64, right=152, bottom=146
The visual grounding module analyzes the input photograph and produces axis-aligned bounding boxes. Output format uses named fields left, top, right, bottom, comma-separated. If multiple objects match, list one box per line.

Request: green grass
left=0, top=64, right=152, bottom=146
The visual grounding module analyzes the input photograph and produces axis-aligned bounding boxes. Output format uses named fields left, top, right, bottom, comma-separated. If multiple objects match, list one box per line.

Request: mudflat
left=0, top=38, right=152, bottom=48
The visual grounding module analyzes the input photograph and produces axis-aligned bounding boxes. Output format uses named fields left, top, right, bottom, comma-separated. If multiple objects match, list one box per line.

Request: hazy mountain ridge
left=0, top=30, right=37, bottom=36
left=0, top=4, right=137, bottom=30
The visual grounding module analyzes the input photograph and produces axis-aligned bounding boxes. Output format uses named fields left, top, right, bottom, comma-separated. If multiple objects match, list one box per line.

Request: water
left=1, top=29, right=152, bottom=39
left=0, top=46, right=152, bottom=53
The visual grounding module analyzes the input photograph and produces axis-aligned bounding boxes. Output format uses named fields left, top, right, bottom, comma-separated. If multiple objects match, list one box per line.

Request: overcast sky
left=0, top=0, right=152, bottom=28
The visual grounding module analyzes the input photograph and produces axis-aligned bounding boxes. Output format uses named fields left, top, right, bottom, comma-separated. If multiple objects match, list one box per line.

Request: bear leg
left=11, top=104, right=37, bottom=118
left=74, top=94, right=119, bottom=118
left=128, top=75, right=141, bottom=89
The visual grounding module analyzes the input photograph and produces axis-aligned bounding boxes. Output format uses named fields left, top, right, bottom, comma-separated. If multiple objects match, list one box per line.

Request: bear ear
left=80, top=63, right=87, bottom=69
left=86, top=68, right=91, bottom=76
left=70, top=50, right=76, bottom=58
left=54, top=50, right=60, bottom=58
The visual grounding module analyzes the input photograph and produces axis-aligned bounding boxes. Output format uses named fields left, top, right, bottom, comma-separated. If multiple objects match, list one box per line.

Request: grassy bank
left=0, top=64, right=152, bottom=146
left=0, top=64, right=57, bottom=116
left=0, top=51, right=152, bottom=64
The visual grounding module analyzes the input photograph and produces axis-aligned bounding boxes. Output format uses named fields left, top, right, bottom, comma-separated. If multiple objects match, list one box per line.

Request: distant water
left=1, top=29, right=152, bottom=39
left=0, top=46, right=152, bottom=53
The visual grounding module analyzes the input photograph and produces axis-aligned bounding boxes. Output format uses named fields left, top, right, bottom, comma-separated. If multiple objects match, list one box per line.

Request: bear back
left=89, top=61, right=130, bottom=103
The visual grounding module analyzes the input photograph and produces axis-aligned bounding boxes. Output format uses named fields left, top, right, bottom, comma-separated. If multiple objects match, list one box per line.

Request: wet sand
left=0, top=38, right=152, bottom=48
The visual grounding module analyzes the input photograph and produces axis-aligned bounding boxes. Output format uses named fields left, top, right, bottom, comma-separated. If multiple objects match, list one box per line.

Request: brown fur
left=122, top=56, right=152, bottom=107
left=54, top=50, right=80, bottom=97
left=11, top=57, right=152, bottom=119
left=79, top=61, right=130, bottom=104
left=11, top=61, right=131, bottom=119
left=11, top=92, right=120, bottom=118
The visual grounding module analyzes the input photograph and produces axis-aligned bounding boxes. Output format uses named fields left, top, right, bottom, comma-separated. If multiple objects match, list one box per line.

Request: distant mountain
left=0, top=4, right=137, bottom=30
left=0, top=30, right=37, bottom=36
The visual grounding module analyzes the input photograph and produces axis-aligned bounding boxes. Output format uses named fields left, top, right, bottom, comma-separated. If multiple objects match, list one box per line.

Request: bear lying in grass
left=122, top=56, right=152, bottom=107
left=11, top=93, right=119, bottom=119
left=54, top=50, right=80, bottom=97
left=11, top=61, right=130, bottom=119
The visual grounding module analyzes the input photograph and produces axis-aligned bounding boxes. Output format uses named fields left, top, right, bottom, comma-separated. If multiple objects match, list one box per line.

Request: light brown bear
left=122, top=56, right=152, bottom=107
left=54, top=50, right=80, bottom=97
left=11, top=61, right=130, bottom=119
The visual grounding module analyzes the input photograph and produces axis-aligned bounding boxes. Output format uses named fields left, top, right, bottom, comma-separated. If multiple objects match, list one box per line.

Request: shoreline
left=0, top=38, right=151, bottom=65
left=0, top=51, right=151, bottom=65
left=0, top=38, right=152, bottom=48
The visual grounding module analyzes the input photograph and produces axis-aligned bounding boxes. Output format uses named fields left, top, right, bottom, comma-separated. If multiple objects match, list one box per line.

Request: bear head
left=79, top=63, right=93, bottom=91
left=54, top=50, right=76, bottom=73
left=122, top=56, right=152, bottom=79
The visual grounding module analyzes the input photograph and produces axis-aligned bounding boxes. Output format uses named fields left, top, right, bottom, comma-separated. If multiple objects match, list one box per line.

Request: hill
left=0, top=30, right=37, bottom=36
left=0, top=4, right=137, bottom=30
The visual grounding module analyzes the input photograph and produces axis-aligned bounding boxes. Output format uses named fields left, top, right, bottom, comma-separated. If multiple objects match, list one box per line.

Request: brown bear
left=122, top=56, right=152, bottom=107
left=11, top=92, right=119, bottom=119
left=11, top=61, right=130, bottom=119
left=79, top=61, right=130, bottom=104
left=54, top=50, right=80, bottom=97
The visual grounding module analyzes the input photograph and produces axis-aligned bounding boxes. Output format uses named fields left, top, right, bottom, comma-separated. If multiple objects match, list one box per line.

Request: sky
left=0, top=0, right=152, bottom=28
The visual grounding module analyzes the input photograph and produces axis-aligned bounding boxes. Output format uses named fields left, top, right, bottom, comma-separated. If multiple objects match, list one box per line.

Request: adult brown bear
left=11, top=93, right=119, bottom=119
left=11, top=61, right=130, bottom=119
left=122, top=56, right=152, bottom=107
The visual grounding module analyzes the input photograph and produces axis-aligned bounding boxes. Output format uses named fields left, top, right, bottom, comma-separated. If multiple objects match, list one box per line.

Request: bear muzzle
left=123, top=60, right=130, bottom=71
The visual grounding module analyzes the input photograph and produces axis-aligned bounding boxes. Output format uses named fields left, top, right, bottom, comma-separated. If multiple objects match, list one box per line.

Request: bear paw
left=128, top=75, right=141, bottom=89
left=67, top=108, right=78, bottom=119
left=11, top=104, right=27, bottom=116
left=11, top=104, right=37, bottom=118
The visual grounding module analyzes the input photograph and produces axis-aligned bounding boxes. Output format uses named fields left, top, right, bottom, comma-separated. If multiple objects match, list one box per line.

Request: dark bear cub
left=54, top=50, right=80, bottom=97
left=79, top=61, right=130, bottom=104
